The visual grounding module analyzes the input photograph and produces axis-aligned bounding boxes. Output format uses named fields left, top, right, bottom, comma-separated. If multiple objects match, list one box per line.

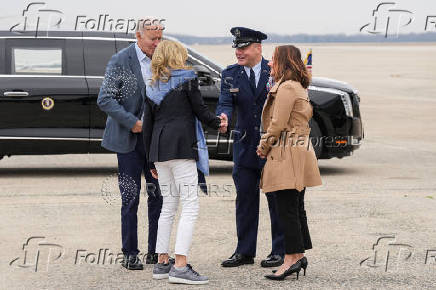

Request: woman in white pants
left=155, top=159, right=199, bottom=261
left=142, top=40, right=227, bottom=284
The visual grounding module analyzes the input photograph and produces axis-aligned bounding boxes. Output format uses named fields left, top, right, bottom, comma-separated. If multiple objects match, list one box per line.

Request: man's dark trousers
left=116, top=133, right=162, bottom=256
left=233, top=165, right=285, bottom=257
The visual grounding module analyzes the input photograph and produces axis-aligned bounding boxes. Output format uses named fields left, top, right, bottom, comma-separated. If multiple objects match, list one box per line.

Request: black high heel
left=265, top=260, right=302, bottom=280
left=272, top=256, right=308, bottom=276
left=300, top=256, right=308, bottom=276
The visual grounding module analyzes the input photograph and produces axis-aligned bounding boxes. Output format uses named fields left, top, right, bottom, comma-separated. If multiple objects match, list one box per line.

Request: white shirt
left=244, top=59, right=262, bottom=87
left=135, top=43, right=152, bottom=121
left=135, top=42, right=152, bottom=86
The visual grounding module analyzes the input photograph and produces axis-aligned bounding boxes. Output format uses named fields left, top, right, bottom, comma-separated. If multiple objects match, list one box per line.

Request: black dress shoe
left=265, top=260, right=302, bottom=280
left=146, top=253, right=175, bottom=265
left=145, top=253, right=158, bottom=264
left=221, top=253, right=254, bottom=267
left=261, top=254, right=284, bottom=268
left=121, top=255, right=144, bottom=270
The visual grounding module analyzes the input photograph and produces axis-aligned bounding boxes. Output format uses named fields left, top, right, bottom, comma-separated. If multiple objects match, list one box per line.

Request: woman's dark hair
left=272, top=45, right=311, bottom=89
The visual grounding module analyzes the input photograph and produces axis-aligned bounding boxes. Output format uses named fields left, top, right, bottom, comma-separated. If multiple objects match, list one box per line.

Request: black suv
left=0, top=31, right=363, bottom=161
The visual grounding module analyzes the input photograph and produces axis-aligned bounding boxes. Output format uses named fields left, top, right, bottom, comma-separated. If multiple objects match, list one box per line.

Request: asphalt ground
left=1, top=43, right=435, bottom=289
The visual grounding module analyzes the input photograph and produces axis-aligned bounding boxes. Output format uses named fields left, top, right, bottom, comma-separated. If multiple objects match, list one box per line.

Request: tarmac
left=1, top=43, right=435, bottom=289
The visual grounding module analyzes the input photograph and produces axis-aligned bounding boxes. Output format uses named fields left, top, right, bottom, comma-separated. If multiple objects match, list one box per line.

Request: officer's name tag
left=230, top=88, right=239, bottom=93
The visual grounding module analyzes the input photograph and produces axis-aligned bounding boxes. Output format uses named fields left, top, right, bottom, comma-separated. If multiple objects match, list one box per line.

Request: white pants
left=154, top=159, right=199, bottom=256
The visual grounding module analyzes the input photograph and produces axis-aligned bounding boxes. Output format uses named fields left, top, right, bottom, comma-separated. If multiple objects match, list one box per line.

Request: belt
left=286, top=126, right=311, bottom=136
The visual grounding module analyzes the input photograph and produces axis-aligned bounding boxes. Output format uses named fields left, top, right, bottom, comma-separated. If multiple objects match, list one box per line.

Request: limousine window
left=12, top=47, right=62, bottom=75
left=83, top=40, right=116, bottom=76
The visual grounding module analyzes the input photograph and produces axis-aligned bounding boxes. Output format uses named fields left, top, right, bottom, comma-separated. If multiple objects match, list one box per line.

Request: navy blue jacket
left=97, top=44, right=145, bottom=153
left=216, top=58, right=270, bottom=169
left=143, top=78, right=221, bottom=163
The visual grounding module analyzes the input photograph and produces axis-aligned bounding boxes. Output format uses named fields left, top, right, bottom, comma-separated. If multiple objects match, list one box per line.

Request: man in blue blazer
left=97, top=24, right=163, bottom=270
left=217, top=27, right=285, bottom=268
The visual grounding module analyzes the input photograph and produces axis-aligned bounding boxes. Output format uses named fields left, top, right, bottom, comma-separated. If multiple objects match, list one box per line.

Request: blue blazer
left=97, top=44, right=145, bottom=153
left=216, top=58, right=270, bottom=169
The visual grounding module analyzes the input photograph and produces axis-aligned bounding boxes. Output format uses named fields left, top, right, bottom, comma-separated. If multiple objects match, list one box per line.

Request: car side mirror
left=193, top=65, right=214, bottom=86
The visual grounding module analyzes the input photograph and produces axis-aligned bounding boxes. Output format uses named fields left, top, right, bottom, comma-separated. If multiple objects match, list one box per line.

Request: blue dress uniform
left=217, top=27, right=285, bottom=262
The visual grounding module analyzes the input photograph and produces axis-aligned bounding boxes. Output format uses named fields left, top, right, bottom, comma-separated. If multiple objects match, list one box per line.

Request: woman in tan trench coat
left=256, top=45, right=322, bottom=281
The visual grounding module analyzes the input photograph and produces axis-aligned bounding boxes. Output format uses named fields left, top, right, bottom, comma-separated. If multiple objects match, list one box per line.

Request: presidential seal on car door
left=41, top=97, right=54, bottom=111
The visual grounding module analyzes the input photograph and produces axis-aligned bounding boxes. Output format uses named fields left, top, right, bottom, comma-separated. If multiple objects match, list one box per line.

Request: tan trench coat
left=258, top=79, right=322, bottom=193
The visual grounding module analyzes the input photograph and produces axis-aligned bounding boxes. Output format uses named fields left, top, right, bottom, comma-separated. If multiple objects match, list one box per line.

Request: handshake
left=218, top=113, right=228, bottom=133
left=133, top=114, right=228, bottom=134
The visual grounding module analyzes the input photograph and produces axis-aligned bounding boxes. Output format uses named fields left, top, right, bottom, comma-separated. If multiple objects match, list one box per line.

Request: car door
left=84, top=34, right=118, bottom=152
left=0, top=37, right=89, bottom=155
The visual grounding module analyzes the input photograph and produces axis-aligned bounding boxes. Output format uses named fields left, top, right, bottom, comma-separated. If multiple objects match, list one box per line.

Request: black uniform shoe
left=261, top=254, right=284, bottom=268
left=221, top=253, right=254, bottom=267
left=145, top=253, right=175, bottom=265
left=145, top=253, right=158, bottom=264
left=121, top=255, right=144, bottom=270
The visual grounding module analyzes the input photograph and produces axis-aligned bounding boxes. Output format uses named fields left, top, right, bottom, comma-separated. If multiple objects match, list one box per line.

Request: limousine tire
left=310, top=119, right=323, bottom=159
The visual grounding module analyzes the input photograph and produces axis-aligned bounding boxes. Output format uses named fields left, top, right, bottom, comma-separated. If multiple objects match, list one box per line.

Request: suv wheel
left=309, top=119, right=323, bottom=159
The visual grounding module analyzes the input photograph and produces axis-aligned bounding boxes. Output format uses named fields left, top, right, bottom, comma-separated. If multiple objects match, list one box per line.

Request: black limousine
left=0, top=31, right=363, bottom=161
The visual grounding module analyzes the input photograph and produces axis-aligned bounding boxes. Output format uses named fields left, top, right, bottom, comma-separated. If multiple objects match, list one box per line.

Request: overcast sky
left=1, top=0, right=435, bottom=36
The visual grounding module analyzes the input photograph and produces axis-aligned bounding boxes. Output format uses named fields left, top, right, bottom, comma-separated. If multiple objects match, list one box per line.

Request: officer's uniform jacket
left=216, top=58, right=270, bottom=169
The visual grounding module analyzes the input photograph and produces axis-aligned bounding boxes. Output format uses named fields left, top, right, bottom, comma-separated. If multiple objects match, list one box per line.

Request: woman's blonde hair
left=150, top=40, right=191, bottom=84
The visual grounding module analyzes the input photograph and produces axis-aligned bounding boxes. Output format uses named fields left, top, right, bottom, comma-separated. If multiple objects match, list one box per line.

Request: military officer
left=217, top=27, right=285, bottom=268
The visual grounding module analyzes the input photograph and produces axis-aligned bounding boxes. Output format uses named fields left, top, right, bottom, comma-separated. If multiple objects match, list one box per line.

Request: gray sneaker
left=152, top=262, right=173, bottom=280
left=168, top=264, right=209, bottom=285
